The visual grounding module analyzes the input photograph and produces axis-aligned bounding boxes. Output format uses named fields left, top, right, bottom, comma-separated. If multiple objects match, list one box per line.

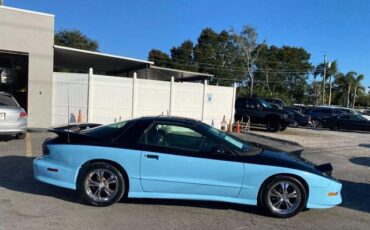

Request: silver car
left=0, top=91, right=27, bottom=139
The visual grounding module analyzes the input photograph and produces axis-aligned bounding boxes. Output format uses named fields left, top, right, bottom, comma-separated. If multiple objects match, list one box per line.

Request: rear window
left=81, top=120, right=129, bottom=139
left=0, top=94, right=18, bottom=106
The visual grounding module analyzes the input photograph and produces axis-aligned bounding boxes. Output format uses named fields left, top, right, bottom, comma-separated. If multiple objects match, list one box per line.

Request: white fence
left=52, top=70, right=236, bottom=129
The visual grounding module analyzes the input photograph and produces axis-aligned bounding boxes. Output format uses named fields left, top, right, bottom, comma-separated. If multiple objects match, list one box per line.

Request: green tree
left=148, top=49, right=172, bottom=67
left=254, top=45, right=312, bottom=103
left=54, top=30, right=99, bottom=51
left=352, top=74, right=365, bottom=108
left=194, top=28, right=240, bottom=85
left=314, top=60, right=338, bottom=105
left=170, top=40, right=197, bottom=71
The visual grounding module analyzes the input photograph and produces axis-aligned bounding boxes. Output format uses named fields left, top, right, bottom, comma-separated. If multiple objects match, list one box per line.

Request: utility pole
left=328, top=62, right=332, bottom=106
left=322, top=54, right=327, bottom=105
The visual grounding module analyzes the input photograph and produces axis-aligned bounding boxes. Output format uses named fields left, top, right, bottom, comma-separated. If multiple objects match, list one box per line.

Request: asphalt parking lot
left=0, top=128, right=369, bottom=230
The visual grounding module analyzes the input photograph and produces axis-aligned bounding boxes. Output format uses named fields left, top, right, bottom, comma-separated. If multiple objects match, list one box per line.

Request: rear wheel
left=16, top=133, right=26, bottom=139
left=79, top=162, right=126, bottom=207
left=261, top=176, right=307, bottom=218
left=266, top=121, right=281, bottom=132
left=280, top=125, right=288, bottom=131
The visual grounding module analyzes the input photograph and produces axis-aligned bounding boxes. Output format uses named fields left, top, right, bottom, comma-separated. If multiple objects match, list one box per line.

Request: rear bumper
left=33, top=156, right=77, bottom=190
left=306, top=180, right=342, bottom=209
left=0, top=119, right=27, bottom=135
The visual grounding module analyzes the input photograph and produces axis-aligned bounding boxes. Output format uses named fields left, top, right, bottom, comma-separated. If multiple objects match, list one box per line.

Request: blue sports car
left=33, top=116, right=342, bottom=218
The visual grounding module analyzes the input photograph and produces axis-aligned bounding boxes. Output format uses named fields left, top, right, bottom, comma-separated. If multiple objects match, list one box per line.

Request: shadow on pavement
left=125, top=198, right=264, bottom=215
left=0, top=135, right=14, bottom=142
left=349, top=157, right=370, bottom=167
left=359, top=144, right=370, bottom=148
left=0, top=155, right=80, bottom=204
left=340, top=180, right=370, bottom=214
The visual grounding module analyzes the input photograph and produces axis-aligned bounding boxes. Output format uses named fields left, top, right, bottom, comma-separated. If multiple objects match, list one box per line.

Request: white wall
left=52, top=72, right=236, bottom=129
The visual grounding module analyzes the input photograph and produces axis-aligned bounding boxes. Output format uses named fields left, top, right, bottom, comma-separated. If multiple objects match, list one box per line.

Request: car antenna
left=67, top=83, right=70, bottom=143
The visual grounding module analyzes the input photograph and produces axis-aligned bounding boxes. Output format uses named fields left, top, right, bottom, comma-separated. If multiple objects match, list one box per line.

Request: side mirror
left=212, top=145, right=227, bottom=155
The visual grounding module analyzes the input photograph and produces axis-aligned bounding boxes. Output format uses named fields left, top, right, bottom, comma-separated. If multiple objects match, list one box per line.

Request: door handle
left=145, top=154, right=159, bottom=160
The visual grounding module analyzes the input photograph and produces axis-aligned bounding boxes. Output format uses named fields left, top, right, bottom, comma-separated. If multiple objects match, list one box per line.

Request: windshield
left=259, top=99, right=273, bottom=109
left=207, top=126, right=255, bottom=153
left=81, top=120, right=128, bottom=139
left=0, top=94, right=19, bottom=106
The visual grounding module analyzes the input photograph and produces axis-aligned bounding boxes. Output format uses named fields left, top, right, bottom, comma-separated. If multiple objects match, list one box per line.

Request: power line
left=152, top=59, right=321, bottom=74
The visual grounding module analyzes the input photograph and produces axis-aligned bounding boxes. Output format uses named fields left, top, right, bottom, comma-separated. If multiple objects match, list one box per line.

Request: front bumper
left=33, top=156, right=77, bottom=190
left=306, top=180, right=342, bottom=209
left=0, top=119, right=27, bottom=135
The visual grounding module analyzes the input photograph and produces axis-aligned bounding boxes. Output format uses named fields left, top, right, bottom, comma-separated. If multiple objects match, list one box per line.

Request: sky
left=5, top=0, right=370, bottom=87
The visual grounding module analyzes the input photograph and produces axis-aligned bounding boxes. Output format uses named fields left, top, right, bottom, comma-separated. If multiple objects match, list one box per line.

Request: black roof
left=139, top=116, right=202, bottom=126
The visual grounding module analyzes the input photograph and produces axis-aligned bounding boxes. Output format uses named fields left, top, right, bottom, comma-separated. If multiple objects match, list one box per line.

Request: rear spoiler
left=52, top=123, right=101, bottom=133
left=315, top=163, right=333, bottom=176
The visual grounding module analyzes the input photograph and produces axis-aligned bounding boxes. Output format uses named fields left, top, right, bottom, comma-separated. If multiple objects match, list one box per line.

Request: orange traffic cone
left=221, top=115, right=227, bottom=131
left=77, top=109, right=83, bottom=123
left=236, top=120, right=240, bottom=133
left=227, top=118, right=232, bottom=132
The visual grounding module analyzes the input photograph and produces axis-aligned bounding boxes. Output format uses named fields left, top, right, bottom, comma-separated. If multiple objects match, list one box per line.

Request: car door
left=139, top=122, right=244, bottom=197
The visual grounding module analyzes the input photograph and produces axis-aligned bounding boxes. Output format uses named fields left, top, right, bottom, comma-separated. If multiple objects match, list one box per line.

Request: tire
left=79, top=162, right=126, bottom=207
left=266, top=121, right=281, bottom=132
left=280, top=125, right=288, bottom=131
left=261, top=176, right=307, bottom=218
left=16, top=133, right=26, bottom=139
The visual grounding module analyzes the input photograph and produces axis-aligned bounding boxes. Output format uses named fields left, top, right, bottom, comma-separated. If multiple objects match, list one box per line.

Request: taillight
left=19, top=111, right=27, bottom=119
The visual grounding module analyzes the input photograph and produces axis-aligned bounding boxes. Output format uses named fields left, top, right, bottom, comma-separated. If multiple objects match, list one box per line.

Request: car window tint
left=246, top=99, right=257, bottom=109
left=0, top=94, right=18, bottom=106
left=145, top=124, right=204, bottom=152
left=81, top=120, right=128, bottom=139
left=235, top=98, right=246, bottom=108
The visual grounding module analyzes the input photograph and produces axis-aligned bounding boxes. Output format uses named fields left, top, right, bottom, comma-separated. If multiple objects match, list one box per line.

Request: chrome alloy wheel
left=267, top=181, right=302, bottom=215
left=84, top=169, right=120, bottom=202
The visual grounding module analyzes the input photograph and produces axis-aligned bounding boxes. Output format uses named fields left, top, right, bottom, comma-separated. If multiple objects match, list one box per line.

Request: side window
left=246, top=99, right=257, bottom=109
left=235, top=98, right=246, bottom=108
left=143, top=123, right=204, bottom=152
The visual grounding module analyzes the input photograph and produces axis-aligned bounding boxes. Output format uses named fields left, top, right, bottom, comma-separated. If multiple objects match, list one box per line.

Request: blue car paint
left=33, top=144, right=342, bottom=209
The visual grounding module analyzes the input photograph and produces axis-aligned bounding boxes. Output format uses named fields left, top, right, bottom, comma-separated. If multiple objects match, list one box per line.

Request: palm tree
left=352, top=74, right=365, bottom=108
left=314, top=61, right=338, bottom=105
left=335, top=71, right=356, bottom=107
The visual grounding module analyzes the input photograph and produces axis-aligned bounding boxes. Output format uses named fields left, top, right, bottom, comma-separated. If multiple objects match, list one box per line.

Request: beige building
left=0, top=6, right=213, bottom=129
left=0, top=6, right=54, bottom=128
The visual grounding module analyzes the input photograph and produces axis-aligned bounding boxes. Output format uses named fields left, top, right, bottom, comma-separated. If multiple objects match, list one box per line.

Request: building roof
left=149, top=66, right=213, bottom=82
left=0, top=5, right=54, bottom=17
left=54, top=45, right=213, bottom=82
left=54, top=45, right=153, bottom=74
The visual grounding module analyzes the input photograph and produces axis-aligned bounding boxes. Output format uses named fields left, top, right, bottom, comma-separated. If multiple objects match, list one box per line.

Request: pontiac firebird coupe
left=33, top=116, right=342, bottom=218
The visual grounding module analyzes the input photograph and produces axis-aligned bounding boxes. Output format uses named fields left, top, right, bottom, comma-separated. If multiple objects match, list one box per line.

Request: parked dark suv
left=309, top=107, right=343, bottom=126
left=234, top=97, right=292, bottom=132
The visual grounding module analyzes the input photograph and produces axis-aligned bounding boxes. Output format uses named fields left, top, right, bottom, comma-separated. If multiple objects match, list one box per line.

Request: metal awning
left=53, top=45, right=213, bottom=82
left=149, top=66, right=213, bottom=82
left=54, top=45, right=153, bottom=74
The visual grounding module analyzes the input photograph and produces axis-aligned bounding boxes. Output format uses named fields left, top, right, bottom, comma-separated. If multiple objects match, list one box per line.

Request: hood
left=240, top=148, right=331, bottom=177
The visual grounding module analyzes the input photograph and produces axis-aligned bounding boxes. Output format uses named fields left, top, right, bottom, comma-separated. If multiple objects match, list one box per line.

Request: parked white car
left=0, top=91, right=27, bottom=139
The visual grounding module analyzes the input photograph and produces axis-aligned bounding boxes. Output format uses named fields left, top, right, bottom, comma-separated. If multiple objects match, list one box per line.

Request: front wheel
left=266, top=121, right=281, bottom=132
left=79, top=162, right=126, bottom=207
left=261, top=176, right=307, bottom=218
